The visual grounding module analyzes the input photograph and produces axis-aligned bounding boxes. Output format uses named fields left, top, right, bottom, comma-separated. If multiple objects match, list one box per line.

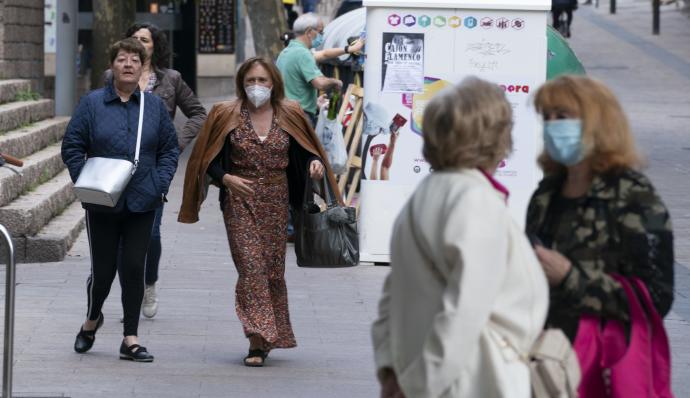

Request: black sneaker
left=74, top=313, right=104, bottom=353
left=119, top=340, right=154, bottom=362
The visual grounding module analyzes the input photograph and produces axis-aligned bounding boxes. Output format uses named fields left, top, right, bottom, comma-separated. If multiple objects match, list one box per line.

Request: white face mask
left=246, top=85, right=272, bottom=107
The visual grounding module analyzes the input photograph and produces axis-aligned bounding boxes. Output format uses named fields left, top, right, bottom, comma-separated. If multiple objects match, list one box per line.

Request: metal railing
left=0, top=224, right=16, bottom=398
left=1, top=153, right=22, bottom=397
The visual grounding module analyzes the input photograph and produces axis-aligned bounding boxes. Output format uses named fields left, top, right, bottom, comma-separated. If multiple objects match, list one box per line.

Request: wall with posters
left=359, top=0, right=550, bottom=262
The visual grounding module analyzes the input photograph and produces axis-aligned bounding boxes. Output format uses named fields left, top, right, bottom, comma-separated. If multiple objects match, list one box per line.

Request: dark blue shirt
left=61, top=82, right=179, bottom=213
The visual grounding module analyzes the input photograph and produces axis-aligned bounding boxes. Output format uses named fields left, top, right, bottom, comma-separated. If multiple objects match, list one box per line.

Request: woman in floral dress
left=178, top=57, right=341, bottom=366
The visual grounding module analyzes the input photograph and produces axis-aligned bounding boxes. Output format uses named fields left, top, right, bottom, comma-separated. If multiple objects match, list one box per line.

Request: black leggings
left=85, top=209, right=155, bottom=336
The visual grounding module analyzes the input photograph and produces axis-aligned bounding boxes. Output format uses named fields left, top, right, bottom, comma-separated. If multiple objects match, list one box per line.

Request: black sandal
left=119, top=340, right=154, bottom=362
left=243, top=349, right=268, bottom=367
left=74, top=312, right=104, bottom=353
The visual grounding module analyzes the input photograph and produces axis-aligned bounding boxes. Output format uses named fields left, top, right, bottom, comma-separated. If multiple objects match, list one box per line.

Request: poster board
left=198, top=0, right=236, bottom=54
left=360, top=0, right=550, bottom=262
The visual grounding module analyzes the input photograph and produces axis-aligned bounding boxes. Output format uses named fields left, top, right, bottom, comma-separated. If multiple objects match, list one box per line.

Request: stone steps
left=0, top=79, right=83, bottom=263
left=0, top=98, right=53, bottom=133
left=0, top=169, right=75, bottom=236
left=0, top=117, right=69, bottom=159
left=24, top=201, right=85, bottom=263
left=0, top=79, right=31, bottom=105
left=0, top=142, right=64, bottom=207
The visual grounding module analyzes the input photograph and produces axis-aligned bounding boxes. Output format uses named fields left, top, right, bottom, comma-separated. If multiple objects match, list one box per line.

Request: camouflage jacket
left=526, top=168, right=674, bottom=340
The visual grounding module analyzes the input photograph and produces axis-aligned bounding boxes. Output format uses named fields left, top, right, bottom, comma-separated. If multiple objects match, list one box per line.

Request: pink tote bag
left=573, top=274, right=673, bottom=398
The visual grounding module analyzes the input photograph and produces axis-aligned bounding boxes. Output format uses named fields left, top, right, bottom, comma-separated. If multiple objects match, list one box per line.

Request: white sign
left=44, top=0, right=56, bottom=53
left=360, top=2, right=548, bottom=262
left=381, top=32, right=424, bottom=93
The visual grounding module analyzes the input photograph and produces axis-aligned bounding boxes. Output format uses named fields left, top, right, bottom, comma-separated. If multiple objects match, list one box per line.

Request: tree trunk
left=243, top=0, right=288, bottom=60
left=90, top=0, right=136, bottom=89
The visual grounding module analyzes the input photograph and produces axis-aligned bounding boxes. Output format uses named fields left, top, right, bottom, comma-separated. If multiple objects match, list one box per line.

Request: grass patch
left=14, top=89, right=40, bottom=101
left=25, top=167, right=53, bottom=193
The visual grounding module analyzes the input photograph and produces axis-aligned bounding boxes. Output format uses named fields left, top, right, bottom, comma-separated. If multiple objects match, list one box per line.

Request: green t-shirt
left=276, top=40, right=323, bottom=114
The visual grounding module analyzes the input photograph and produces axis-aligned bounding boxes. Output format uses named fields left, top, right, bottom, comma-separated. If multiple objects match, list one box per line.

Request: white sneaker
left=142, top=283, right=158, bottom=318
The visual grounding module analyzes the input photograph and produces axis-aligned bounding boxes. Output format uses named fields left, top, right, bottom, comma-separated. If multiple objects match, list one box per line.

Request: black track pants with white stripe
left=84, top=209, right=155, bottom=337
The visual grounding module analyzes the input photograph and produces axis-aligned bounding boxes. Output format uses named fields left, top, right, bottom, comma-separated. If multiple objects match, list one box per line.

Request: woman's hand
left=534, top=245, right=572, bottom=287
left=222, top=174, right=255, bottom=198
left=309, top=160, right=324, bottom=179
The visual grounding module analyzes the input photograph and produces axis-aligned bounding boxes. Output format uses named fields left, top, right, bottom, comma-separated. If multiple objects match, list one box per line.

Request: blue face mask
left=543, top=119, right=584, bottom=166
left=311, top=32, right=324, bottom=49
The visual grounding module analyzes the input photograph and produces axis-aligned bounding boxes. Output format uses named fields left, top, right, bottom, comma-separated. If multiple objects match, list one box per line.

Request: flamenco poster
left=381, top=32, right=424, bottom=93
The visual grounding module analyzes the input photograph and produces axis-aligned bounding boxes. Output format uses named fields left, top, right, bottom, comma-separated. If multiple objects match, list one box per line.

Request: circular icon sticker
left=413, top=166, right=421, bottom=173
left=448, top=16, right=461, bottom=28
left=480, top=17, right=493, bottom=29
left=388, top=14, right=401, bottom=27
left=512, top=18, right=525, bottom=30
left=464, top=16, right=477, bottom=29
left=403, top=15, right=416, bottom=27
left=496, top=17, right=510, bottom=30
left=433, top=16, right=447, bottom=27
left=418, top=15, right=431, bottom=28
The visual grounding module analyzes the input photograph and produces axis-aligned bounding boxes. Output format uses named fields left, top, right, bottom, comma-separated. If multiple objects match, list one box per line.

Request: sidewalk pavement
left=0, top=1, right=689, bottom=397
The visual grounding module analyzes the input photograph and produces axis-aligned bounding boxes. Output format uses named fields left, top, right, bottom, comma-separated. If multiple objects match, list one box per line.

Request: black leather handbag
left=294, top=174, right=359, bottom=268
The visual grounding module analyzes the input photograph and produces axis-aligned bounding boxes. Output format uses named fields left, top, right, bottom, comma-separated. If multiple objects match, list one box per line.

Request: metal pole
left=610, top=0, right=617, bottom=14
left=55, top=0, right=79, bottom=116
left=653, top=0, right=661, bottom=35
left=0, top=225, right=16, bottom=398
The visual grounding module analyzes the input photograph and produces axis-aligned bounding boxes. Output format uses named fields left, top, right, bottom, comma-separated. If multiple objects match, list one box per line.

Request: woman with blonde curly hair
left=526, top=75, right=674, bottom=342
left=372, top=77, right=548, bottom=397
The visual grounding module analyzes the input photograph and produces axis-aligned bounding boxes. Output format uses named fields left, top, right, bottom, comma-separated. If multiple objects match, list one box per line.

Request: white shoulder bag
left=73, top=92, right=145, bottom=207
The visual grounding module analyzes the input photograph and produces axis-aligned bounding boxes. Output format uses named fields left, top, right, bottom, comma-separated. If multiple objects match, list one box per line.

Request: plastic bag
left=315, top=108, right=348, bottom=175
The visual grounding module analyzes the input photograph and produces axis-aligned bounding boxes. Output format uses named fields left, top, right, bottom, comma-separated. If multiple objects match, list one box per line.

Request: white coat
left=372, top=169, right=549, bottom=398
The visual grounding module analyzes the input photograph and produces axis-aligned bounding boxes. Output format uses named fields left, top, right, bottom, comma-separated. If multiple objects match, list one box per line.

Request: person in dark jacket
left=526, top=75, right=674, bottom=343
left=105, top=22, right=207, bottom=319
left=62, top=38, right=179, bottom=362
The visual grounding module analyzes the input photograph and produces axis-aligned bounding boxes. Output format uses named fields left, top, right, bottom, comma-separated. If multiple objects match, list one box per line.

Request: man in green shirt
left=277, top=12, right=342, bottom=126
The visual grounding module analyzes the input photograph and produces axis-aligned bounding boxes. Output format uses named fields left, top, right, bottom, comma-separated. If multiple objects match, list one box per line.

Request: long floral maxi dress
left=222, top=106, right=297, bottom=350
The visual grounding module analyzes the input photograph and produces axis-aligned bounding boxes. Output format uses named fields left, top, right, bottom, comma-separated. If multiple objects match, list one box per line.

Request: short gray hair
left=293, top=12, right=321, bottom=35
left=422, top=77, right=513, bottom=171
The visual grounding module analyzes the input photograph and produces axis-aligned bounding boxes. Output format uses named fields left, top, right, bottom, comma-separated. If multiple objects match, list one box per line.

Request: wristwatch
left=344, top=44, right=350, bottom=54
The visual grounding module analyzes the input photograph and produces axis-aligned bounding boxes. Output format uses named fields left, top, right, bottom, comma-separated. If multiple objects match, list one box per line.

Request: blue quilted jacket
left=61, top=83, right=179, bottom=213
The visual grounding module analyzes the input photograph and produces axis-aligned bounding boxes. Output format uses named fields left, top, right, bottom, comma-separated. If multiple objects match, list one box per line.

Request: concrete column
left=55, top=0, right=78, bottom=116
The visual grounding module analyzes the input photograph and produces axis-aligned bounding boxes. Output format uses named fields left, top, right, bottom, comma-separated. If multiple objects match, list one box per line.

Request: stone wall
left=0, top=0, right=45, bottom=92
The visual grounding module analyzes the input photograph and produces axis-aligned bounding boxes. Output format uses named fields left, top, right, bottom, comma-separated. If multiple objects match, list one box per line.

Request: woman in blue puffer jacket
left=61, top=38, right=179, bottom=363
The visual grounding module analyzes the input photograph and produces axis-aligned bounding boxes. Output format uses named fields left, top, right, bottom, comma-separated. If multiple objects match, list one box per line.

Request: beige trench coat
left=372, top=169, right=549, bottom=398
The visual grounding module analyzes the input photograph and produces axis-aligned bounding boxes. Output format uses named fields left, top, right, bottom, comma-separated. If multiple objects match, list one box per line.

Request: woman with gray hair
left=371, top=77, right=548, bottom=397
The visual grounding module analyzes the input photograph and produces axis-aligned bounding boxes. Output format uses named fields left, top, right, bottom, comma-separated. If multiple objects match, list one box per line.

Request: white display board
left=44, top=0, right=57, bottom=53
left=360, top=0, right=549, bottom=262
